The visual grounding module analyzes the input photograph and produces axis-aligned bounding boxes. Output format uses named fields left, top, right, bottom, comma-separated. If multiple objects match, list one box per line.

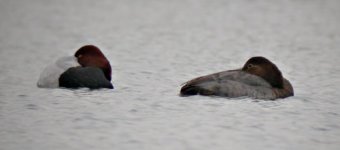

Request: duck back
left=180, top=70, right=279, bottom=99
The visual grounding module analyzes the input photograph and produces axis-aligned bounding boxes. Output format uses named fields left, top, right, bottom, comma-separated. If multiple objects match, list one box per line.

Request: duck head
left=74, top=45, right=112, bottom=81
left=242, top=56, right=283, bottom=88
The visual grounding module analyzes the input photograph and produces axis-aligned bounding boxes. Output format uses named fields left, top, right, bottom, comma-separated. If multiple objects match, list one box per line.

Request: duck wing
left=180, top=70, right=275, bottom=99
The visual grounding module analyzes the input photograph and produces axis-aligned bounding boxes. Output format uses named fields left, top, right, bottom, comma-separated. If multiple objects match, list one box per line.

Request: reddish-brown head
left=74, top=45, right=112, bottom=81
left=242, top=56, right=283, bottom=88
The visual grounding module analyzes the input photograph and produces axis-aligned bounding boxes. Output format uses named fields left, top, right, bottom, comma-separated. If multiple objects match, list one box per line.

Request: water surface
left=1, top=0, right=340, bottom=150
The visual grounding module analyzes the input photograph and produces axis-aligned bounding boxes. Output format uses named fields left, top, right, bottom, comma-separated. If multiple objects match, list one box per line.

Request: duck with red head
left=37, top=45, right=113, bottom=89
left=180, top=56, right=293, bottom=100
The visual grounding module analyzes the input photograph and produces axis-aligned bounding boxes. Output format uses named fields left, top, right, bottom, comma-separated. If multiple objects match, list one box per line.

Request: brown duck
left=180, top=56, right=294, bottom=100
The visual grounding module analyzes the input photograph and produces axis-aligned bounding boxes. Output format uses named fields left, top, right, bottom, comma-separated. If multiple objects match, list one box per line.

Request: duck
left=37, top=45, right=113, bottom=89
left=180, top=56, right=293, bottom=100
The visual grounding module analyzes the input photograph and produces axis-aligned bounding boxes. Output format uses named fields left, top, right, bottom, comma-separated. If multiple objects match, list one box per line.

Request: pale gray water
left=1, top=0, right=340, bottom=150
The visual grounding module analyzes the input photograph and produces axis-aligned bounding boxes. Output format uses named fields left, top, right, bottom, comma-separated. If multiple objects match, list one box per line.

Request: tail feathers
left=180, top=84, right=216, bottom=96
left=180, top=85, right=200, bottom=96
left=180, top=74, right=219, bottom=96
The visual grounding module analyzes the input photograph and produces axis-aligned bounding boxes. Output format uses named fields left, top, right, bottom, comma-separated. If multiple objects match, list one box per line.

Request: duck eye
left=247, top=64, right=253, bottom=68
